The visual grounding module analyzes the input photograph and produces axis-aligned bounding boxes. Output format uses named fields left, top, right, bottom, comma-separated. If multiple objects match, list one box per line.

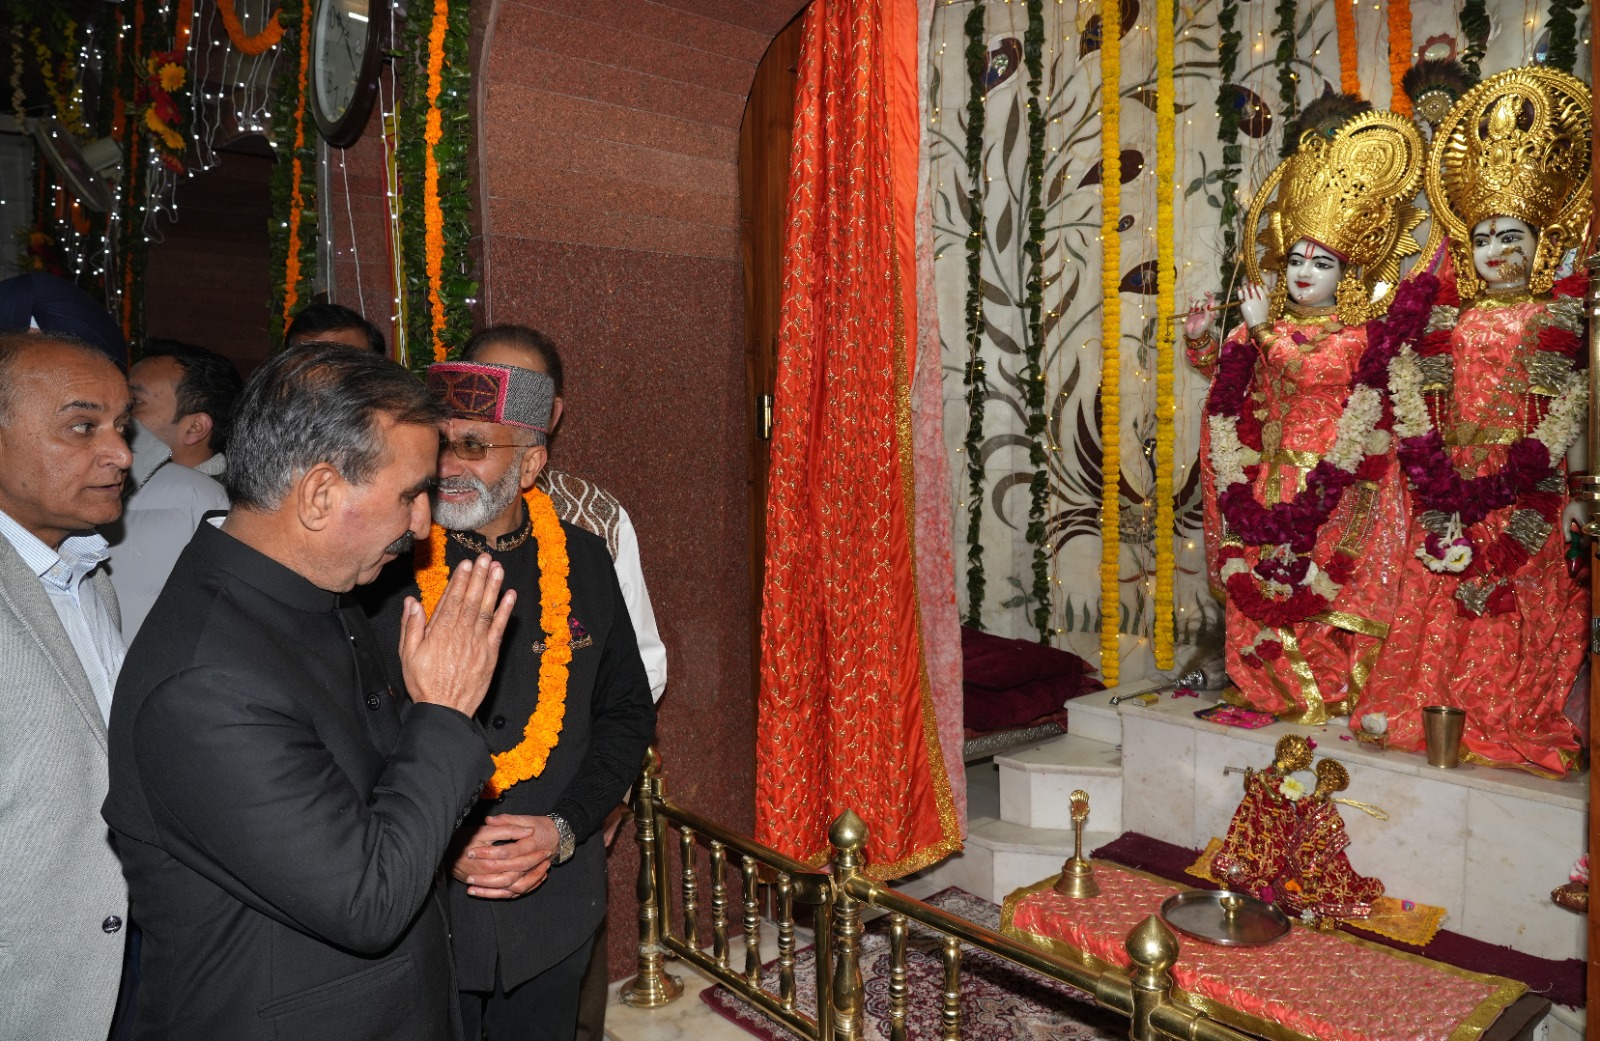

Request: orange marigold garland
left=218, top=0, right=284, bottom=56
left=416, top=488, right=571, bottom=799
left=282, top=0, right=312, bottom=326
left=423, top=0, right=449, bottom=362
left=1334, top=0, right=1359, bottom=97
left=1387, top=0, right=1413, bottom=116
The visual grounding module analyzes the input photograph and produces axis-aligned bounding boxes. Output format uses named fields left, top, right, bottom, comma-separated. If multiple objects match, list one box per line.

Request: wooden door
left=740, top=10, right=807, bottom=688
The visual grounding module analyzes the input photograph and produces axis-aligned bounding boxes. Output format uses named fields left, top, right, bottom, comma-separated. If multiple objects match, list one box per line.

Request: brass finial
left=1126, top=915, right=1180, bottom=979
left=1053, top=790, right=1100, bottom=898
left=829, top=809, right=867, bottom=854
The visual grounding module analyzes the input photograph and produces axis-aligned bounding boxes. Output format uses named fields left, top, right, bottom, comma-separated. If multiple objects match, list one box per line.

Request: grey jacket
left=0, top=535, right=129, bottom=1041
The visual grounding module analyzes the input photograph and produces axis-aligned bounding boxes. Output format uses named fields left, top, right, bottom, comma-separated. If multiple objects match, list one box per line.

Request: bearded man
left=364, top=358, right=655, bottom=1041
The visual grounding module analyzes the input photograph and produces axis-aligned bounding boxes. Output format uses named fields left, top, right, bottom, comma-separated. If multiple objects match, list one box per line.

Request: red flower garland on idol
left=1388, top=277, right=1587, bottom=611
left=1206, top=277, right=1430, bottom=631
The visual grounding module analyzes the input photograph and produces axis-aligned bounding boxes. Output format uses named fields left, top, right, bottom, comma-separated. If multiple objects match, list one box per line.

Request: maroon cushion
left=961, top=626, right=1104, bottom=732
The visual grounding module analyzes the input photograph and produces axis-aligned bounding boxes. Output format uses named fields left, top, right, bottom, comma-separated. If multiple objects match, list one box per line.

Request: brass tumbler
left=1421, top=705, right=1465, bottom=768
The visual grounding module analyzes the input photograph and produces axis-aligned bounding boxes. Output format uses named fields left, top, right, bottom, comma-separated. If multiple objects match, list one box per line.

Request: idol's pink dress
left=1361, top=298, right=1584, bottom=777
left=1196, top=315, right=1410, bottom=724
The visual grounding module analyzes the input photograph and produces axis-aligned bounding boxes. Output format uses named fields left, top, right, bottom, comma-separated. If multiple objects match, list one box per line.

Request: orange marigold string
left=217, top=0, right=283, bottom=56
left=423, top=0, right=448, bottom=362
left=175, top=0, right=196, bottom=54
left=1334, top=0, right=1359, bottom=96
left=1387, top=0, right=1412, bottom=116
left=282, top=0, right=312, bottom=328
left=416, top=488, right=571, bottom=799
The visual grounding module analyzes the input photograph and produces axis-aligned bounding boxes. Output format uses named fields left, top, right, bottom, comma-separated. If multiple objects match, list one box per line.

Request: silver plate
left=1159, top=889, right=1291, bottom=947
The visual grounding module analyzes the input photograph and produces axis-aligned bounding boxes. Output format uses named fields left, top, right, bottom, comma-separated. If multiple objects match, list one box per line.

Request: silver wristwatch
left=548, top=813, right=576, bottom=865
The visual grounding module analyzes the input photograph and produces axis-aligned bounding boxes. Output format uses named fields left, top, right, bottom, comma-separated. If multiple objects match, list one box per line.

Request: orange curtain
left=755, top=0, right=960, bottom=879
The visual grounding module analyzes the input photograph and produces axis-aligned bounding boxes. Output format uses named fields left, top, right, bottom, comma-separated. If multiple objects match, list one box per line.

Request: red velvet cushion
left=961, top=626, right=1104, bottom=732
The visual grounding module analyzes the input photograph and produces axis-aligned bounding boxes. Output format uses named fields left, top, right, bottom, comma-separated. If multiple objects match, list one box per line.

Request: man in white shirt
left=104, top=341, right=239, bottom=639
left=0, top=332, right=134, bottom=1041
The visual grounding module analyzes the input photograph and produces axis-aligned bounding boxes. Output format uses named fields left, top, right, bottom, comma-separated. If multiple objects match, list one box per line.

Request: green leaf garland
left=1273, top=0, right=1299, bottom=156
left=1459, top=0, right=1489, bottom=76
left=962, top=0, right=989, bottom=628
left=1544, top=0, right=1583, bottom=73
left=1214, top=0, right=1243, bottom=336
left=1023, top=0, right=1050, bottom=642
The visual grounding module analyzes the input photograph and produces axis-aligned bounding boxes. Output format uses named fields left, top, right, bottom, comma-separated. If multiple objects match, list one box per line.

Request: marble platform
left=1105, top=686, right=1590, bottom=963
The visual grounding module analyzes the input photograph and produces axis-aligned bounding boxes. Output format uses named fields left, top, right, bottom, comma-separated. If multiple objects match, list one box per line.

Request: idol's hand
left=1238, top=281, right=1270, bottom=329
left=1184, top=293, right=1217, bottom=340
left=399, top=554, right=516, bottom=718
left=454, top=814, right=558, bottom=898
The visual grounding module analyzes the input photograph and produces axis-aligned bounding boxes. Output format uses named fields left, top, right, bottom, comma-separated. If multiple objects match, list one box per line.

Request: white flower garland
left=1387, top=348, right=1430, bottom=439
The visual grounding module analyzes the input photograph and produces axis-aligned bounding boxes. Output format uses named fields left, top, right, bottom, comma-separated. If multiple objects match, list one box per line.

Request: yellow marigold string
left=1387, top=0, right=1412, bottom=116
left=1098, top=0, right=1122, bottom=685
left=415, top=488, right=570, bottom=799
left=217, top=0, right=284, bottom=56
left=1334, top=0, right=1359, bottom=96
left=1152, top=0, right=1175, bottom=670
left=423, top=0, right=449, bottom=362
left=282, top=0, right=312, bottom=327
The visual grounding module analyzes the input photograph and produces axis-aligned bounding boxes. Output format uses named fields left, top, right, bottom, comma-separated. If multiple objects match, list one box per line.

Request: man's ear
left=179, top=412, right=213, bottom=450
left=549, top=397, right=564, bottom=433
left=295, top=462, right=343, bottom=532
left=517, top=444, right=549, bottom=492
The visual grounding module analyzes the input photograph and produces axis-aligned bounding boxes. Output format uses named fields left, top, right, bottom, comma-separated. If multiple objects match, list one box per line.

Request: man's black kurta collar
left=191, top=521, right=348, bottom=614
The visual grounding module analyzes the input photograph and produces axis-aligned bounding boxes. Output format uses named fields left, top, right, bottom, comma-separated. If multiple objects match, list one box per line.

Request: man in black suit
left=103, top=347, right=516, bottom=1040
left=365, top=356, right=654, bottom=1041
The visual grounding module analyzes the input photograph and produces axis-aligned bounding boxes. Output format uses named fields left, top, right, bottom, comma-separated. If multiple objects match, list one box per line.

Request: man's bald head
left=0, top=333, right=121, bottom=426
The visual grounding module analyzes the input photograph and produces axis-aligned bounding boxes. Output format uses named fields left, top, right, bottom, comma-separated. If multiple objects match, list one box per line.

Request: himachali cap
left=427, top=361, right=555, bottom=441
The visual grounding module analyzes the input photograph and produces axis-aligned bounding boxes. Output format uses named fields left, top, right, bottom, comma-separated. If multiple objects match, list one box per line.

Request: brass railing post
left=1124, top=915, right=1181, bottom=1041
left=622, top=748, right=684, bottom=1008
left=826, top=811, right=868, bottom=1041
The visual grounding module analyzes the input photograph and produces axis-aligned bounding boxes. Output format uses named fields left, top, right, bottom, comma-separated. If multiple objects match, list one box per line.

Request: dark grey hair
left=225, top=346, right=445, bottom=510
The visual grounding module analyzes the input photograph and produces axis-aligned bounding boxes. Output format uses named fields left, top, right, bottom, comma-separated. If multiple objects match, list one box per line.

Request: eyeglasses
left=439, top=437, right=525, bottom=462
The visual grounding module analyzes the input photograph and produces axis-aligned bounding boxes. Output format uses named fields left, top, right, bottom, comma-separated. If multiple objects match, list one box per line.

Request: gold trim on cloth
left=873, top=233, right=962, bottom=882
left=1311, top=610, right=1389, bottom=639
left=1262, top=448, right=1322, bottom=469
left=1275, top=630, right=1329, bottom=725
left=1000, top=865, right=1527, bottom=1041
left=1444, top=421, right=1524, bottom=446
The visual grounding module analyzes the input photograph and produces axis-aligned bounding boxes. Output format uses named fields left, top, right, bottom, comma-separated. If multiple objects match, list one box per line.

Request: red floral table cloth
left=1001, top=865, right=1524, bottom=1041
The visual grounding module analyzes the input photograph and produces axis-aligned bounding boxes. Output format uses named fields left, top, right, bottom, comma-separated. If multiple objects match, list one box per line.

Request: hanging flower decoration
left=423, top=0, right=449, bottom=362
left=1098, top=0, right=1123, bottom=684
left=1022, top=0, right=1051, bottom=642
left=279, top=0, right=314, bottom=330
left=1389, top=281, right=1587, bottom=613
left=962, top=1, right=989, bottom=628
left=136, top=49, right=188, bottom=172
left=1152, top=0, right=1176, bottom=668
left=1334, top=0, right=1359, bottom=96
left=218, top=0, right=285, bottom=56
left=1387, top=0, right=1413, bottom=117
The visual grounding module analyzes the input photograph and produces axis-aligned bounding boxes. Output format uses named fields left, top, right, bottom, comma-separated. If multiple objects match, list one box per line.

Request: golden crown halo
left=1427, top=66, right=1591, bottom=301
left=1244, top=111, right=1427, bottom=325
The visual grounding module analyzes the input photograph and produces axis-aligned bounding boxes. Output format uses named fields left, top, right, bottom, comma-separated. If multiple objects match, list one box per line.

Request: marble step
left=901, top=815, right=1118, bottom=906
left=995, top=732, right=1123, bottom=833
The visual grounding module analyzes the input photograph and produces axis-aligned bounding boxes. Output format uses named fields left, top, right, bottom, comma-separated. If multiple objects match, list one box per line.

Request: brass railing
left=622, top=749, right=1255, bottom=1041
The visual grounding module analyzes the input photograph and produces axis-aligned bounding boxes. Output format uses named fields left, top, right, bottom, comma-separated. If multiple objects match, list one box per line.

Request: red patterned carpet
left=700, top=887, right=1128, bottom=1041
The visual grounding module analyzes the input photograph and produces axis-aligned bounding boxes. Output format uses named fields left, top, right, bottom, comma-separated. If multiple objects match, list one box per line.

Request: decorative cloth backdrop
left=757, top=0, right=963, bottom=879
left=927, top=0, right=1591, bottom=684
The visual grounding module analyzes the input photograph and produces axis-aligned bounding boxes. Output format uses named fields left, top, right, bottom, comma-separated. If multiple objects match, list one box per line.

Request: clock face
left=311, top=0, right=381, bottom=146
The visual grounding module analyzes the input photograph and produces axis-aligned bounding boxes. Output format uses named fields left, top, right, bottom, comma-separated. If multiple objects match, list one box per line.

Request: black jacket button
left=102, top=916, right=122, bottom=934
left=366, top=692, right=382, bottom=711
left=491, top=715, right=506, bottom=729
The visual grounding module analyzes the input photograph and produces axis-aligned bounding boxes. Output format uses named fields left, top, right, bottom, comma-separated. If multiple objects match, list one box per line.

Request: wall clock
left=309, top=0, right=385, bottom=148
